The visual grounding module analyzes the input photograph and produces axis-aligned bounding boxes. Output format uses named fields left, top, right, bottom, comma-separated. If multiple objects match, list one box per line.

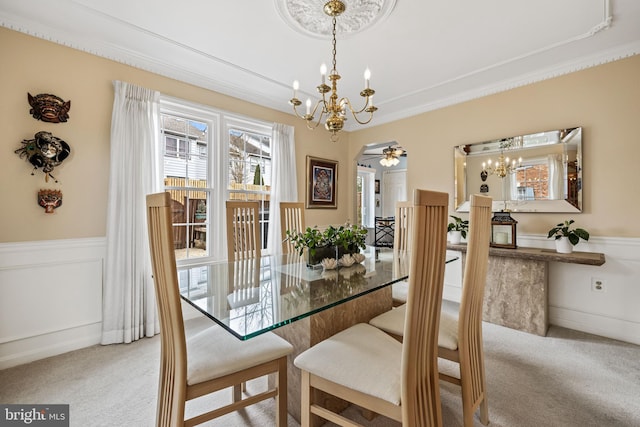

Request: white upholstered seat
left=369, top=194, right=493, bottom=427
left=368, top=299, right=460, bottom=350
left=294, top=323, right=402, bottom=405
left=147, top=192, right=292, bottom=427
left=294, top=189, right=449, bottom=426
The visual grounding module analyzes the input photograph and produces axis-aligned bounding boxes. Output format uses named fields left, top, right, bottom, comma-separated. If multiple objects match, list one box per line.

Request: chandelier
left=289, top=0, right=377, bottom=142
left=482, top=151, right=522, bottom=178
left=380, top=146, right=403, bottom=167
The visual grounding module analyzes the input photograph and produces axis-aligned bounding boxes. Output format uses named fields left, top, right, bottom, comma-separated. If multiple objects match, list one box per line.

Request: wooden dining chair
left=147, top=192, right=292, bottom=427
left=391, top=201, right=414, bottom=306
left=280, top=202, right=305, bottom=254
left=226, top=200, right=261, bottom=261
left=293, top=189, right=449, bottom=427
left=369, top=194, right=493, bottom=427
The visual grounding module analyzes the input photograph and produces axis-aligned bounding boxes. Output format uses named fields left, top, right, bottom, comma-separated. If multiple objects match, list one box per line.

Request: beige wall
left=348, top=54, right=640, bottom=238
left=3, top=26, right=638, bottom=242
left=0, top=28, right=351, bottom=243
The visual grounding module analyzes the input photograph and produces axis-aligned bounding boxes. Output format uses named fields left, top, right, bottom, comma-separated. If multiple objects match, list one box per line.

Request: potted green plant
left=447, top=215, right=469, bottom=244
left=547, top=219, right=590, bottom=254
left=286, top=223, right=367, bottom=267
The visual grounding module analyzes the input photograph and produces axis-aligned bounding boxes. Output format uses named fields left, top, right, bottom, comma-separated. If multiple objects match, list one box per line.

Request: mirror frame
left=454, top=127, right=582, bottom=213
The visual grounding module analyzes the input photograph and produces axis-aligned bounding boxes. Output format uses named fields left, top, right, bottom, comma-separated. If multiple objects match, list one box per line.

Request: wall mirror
left=454, top=127, right=582, bottom=213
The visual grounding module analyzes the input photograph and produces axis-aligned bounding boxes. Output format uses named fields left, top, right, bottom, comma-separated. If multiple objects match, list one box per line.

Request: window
left=226, top=118, right=272, bottom=250
left=160, top=97, right=273, bottom=264
left=515, top=158, right=549, bottom=201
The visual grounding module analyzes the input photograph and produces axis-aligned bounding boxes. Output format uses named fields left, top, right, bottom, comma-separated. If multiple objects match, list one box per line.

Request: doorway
left=354, top=142, right=408, bottom=242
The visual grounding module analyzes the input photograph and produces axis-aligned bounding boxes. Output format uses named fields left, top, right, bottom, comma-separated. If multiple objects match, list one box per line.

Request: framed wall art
left=375, top=179, right=381, bottom=194
left=306, top=156, right=338, bottom=209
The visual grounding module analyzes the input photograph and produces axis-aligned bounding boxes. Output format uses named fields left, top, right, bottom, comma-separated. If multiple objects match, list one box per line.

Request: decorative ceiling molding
left=274, top=0, right=396, bottom=38
left=372, top=40, right=640, bottom=130
left=1, top=0, right=638, bottom=132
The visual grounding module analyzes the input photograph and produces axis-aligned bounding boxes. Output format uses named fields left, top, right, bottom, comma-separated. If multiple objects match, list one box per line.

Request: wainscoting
left=0, top=238, right=105, bottom=369
left=0, top=235, right=638, bottom=370
left=444, top=234, right=640, bottom=345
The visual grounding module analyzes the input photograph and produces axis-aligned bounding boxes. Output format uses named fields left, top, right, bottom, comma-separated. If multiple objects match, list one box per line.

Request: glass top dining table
left=177, top=246, right=457, bottom=340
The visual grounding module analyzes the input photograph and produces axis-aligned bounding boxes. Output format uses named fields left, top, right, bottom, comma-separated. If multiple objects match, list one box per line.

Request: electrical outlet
left=591, top=278, right=605, bottom=293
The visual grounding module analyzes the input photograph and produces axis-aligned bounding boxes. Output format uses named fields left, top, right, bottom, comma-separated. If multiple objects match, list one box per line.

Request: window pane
left=162, top=113, right=211, bottom=261
left=228, top=128, right=271, bottom=250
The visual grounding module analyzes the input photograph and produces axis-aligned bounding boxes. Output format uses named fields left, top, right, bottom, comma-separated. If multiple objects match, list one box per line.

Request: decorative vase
left=449, top=231, right=462, bottom=244
left=555, top=237, right=574, bottom=254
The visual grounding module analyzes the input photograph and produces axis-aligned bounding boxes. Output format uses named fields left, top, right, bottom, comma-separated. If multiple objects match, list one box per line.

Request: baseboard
left=549, top=306, right=640, bottom=346
left=0, top=322, right=102, bottom=370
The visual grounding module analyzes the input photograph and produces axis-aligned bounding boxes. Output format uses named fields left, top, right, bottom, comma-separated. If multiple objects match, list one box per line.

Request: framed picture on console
left=306, top=156, right=338, bottom=209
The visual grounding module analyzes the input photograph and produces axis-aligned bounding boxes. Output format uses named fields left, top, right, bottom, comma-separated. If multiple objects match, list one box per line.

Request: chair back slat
left=458, top=194, right=492, bottom=410
left=280, top=202, right=305, bottom=254
left=401, top=189, right=448, bottom=426
left=146, top=192, right=188, bottom=426
left=226, top=201, right=261, bottom=261
left=393, top=201, right=413, bottom=277
left=394, top=201, right=413, bottom=256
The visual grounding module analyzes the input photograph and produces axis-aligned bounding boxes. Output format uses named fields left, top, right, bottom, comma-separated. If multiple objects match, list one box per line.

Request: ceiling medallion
left=275, top=0, right=396, bottom=38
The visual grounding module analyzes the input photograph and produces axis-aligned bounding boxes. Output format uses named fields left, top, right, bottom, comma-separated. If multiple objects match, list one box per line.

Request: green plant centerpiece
left=447, top=215, right=469, bottom=244
left=286, top=223, right=367, bottom=267
left=547, top=219, right=589, bottom=253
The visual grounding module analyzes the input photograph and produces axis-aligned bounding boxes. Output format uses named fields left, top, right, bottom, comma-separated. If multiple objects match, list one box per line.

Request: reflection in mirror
left=455, top=127, right=582, bottom=213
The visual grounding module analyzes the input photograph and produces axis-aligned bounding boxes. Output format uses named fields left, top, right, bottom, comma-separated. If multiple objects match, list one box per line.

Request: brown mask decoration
left=28, top=93, right=71, bottom=123
left=38, top=189, right=63, bottom=213
left=15, top=131, right=71, bottom=182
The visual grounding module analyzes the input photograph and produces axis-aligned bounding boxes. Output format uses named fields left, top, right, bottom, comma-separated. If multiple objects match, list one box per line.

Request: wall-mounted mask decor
left=28, top=93, right=71, bottom=123
left=38, top=189, right=63, bottom=213
left=15, top=131, right=71, bottom=182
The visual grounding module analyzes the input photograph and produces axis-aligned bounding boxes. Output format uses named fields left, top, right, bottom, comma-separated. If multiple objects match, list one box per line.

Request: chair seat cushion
left=187, top=326, right=293, bottom=385
left=438, top=300, right=459, bottom=351
left=368, top=305, right=406, bottom=337
left=368, top=301, right=460, bottom=351
left=294, top=323, right=402, bottom=405
left=391, top=280, right=409, bottom=304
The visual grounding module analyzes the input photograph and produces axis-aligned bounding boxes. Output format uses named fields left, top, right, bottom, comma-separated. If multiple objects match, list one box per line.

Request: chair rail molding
left=0, top=237, right=106, bottom=369
left=0, top=234, right=638, bottom=368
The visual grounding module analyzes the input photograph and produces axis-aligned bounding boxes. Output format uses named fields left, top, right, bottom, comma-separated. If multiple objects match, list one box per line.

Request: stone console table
left=446, top=243, right=605, bottom=336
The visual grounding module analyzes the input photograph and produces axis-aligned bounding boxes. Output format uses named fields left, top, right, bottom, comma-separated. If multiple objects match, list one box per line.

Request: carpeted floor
left=1, top=320, right=639, bottom=426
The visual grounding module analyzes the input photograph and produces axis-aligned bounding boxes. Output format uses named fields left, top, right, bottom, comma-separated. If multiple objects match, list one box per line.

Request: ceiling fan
left=360, top=145, right=405, bottom=167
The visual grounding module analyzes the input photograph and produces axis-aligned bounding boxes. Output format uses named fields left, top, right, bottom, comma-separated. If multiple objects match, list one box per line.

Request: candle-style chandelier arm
left=289, top=96, right=326, bottom=130
left=287, top=0, right=378, bottom=141
left=338, top=96, right=376, bottom=125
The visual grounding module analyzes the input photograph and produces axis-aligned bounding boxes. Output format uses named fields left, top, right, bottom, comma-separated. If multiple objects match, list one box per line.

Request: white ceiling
left=1, top=0, right=639, bottom=131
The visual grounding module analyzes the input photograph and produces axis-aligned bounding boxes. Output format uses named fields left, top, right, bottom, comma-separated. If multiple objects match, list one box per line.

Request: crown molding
left=2, top=4, right=638, bottom=131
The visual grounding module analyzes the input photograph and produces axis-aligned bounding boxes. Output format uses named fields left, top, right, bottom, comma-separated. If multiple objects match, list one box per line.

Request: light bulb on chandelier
left=289, top=0, right=377, bottom=142
left=482, top=153, right=523, bottom=178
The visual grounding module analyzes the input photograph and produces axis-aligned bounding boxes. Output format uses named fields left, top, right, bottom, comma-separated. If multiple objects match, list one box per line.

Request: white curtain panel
left=266, top=123, right=297, bottom=255
left=101, top=81, right=162, bottom=344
